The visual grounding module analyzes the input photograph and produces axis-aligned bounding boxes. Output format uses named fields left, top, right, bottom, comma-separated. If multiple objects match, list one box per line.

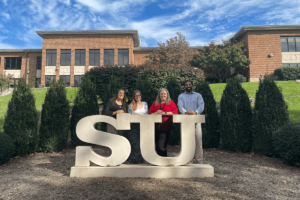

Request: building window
left=118, top=49, right=129, bottom=66
left=60, top=49, right=71, bottom=66
left=45, top=75, right=56, bottom=87
left=46, top=49, right=57, bottom=66
left=89, top=49, right=100, bottom=66
left=5, top=57, right=22, bottom=70
left=36, top=56, right=42, bottom=70
left=74, top=75, right=83, bottom=87
left=75, top=49, right=86, bottom=66
left=104, top=49, right=114, bottom=65
left=60, top=75, right=70, bottom=86
left=282, top=63, right=300, bottom=67
left=281, top=36, right=300, bottom=52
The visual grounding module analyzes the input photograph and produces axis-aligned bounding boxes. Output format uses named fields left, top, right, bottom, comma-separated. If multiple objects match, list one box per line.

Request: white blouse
left=128, top=102, right=148, bottom=115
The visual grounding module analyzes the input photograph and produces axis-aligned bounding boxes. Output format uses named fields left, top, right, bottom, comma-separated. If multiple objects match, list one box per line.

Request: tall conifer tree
left=4, top=78, right=38, bottom=156
left=194, top=80, right=220, bottom=148
left=70, top=76, right=99, bottom=146
left=220, top=77, right=252, bottom=152
left=252, top=76, right=289, bottom=156
left=39, top=78, right=70, bottom=152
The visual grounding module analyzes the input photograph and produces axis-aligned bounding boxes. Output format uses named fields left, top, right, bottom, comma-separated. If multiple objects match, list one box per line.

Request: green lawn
left=0, top=88, right=79, bottom=131
left=209, top=81, right=300, bottom=123
left=0, top=81, right=299, bottom=131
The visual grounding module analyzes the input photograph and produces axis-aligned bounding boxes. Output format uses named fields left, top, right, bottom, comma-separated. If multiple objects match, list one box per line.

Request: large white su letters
left=75, top=114, right=205, bottom=166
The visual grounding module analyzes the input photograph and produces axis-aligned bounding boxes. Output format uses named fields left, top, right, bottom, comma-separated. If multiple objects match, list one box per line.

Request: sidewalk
left=0, top=88, right=14, bottom=97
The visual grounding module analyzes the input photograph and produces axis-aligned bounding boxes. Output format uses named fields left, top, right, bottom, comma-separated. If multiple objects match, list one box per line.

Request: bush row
left=274, top=67, right=300, bottom=80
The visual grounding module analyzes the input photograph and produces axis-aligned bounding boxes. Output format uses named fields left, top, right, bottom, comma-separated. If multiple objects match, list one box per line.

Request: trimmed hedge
left=70, top=76, right=99, bottom=146
left=86, top=65, right=202, bottom=103
left=274, top=67, right=300, bottom=80
left=220, top=77, right=252, bottom=152
left=273, top=123, right=300, bottom=166
left=0, top=131, right=14, bottom=165
left=39, top=79, right=70, bottom=152
left=252, top=76, right=289, bottom=156
left=4, top=78, right=39, bottom=156
left=194, top=80, right=220, bottom=148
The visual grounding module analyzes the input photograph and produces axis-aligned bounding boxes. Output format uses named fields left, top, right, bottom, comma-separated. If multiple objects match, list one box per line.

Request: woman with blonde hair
left=127, top=90, right=148, bottom=163
left=148, top=88, right=178, bottom=157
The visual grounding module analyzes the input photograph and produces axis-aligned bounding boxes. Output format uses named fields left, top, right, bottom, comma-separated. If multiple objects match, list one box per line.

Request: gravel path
left=0, top=145, right=299, bottom=200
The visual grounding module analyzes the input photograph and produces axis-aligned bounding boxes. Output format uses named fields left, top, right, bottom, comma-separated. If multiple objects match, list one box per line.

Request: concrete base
left=70, top=164, right=214, bottom=178
left=296, top=79, right=300, bottom=83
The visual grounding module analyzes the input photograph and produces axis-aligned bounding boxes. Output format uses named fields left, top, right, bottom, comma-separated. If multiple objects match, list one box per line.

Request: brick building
left=0, top=26, right=300, bottom=86
left=231, top=25, right=300, bottom=82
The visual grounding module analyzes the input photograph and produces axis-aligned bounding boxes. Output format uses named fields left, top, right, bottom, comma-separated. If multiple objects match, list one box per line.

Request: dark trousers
left=155, top=129, right=171, bottom=157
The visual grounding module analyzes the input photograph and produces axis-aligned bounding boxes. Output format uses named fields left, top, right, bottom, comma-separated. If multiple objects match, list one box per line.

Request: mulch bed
left=0, top=144, right=300, bottom=200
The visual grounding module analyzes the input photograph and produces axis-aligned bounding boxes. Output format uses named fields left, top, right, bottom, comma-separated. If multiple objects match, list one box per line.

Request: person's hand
left=116, top=110, right=124, bottom=114
left=156, top=110, right=164, bottom=114
left=188, top=110, right=197, bottom=115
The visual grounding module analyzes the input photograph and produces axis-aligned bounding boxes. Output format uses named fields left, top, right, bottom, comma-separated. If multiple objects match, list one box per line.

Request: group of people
left=103, top=80, right=205, bottom=164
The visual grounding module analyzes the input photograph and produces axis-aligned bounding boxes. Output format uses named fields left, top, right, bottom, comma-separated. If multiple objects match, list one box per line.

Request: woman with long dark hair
left=148, top=88, right=178, bottom=157
left=103, top=88, right=127, bottom=135
left=127, top=90, right=148, bottom=163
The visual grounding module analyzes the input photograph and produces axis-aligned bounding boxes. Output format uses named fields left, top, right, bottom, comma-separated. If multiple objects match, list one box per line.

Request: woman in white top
left=127, top=90, right=148, bottom=163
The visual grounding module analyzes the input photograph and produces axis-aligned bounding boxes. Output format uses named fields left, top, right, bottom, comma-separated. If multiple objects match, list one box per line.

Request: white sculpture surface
left=116, top=114, right=205, bottom=166
left=75, top=115, right=131, bottom=167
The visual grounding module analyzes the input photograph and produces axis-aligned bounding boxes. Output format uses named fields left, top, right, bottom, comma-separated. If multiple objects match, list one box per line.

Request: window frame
left=118, top=49, right=129, bottom=66
left=104, top=49, right=114, bottom=65
left=60, top=75, right=70, bottom=86
left=74, top=75, right=83, bottom=87
left=45, top=75, right=56, bottom=87
left=281, top=36, right=300, bottom=52
left=60, top=49, right=71, bottom=66
left=89, top=49, right=100, bottom=66
left=46, top=49, right=57, bottom=66
left=4, top=57, right=22, bottom=70
left=75, top=49, right=86, bottom=66
left=36, top=56, right=42, bottom=70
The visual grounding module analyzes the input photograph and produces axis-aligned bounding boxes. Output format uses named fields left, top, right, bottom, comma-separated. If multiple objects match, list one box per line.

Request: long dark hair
left=110, top=88, right=127, bottom=108
left=131, top=90, right=142, bottom=111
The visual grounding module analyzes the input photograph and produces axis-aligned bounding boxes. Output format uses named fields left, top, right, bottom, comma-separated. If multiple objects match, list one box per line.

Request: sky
left=0, top=0, right=300, bottom=49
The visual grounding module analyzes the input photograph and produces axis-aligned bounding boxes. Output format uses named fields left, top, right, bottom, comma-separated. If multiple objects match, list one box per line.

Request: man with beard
left=178, top=80, right=204, bottom=163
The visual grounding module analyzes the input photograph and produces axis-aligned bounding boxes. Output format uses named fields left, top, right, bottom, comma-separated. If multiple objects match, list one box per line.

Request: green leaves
left=191, top=40, right=251, bottom=83
left=195, top=80, right=220, bottom=148
left=274, top=67, right=300, bottom=80
left=252, top=76, right=289, bottom=156
left=70, top=76, right=99, bottom=146
left=0, top=131, right=14, bottom=165
left=220, top=77, right=252, bottom=152
left=3, top=78, right=38, bottom=156
left=39, top=78, right=70, bottom=152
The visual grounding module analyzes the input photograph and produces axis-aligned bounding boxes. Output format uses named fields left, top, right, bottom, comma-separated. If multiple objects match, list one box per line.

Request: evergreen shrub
left=220, top=77, right=252, bottom=152
left=0, top=131, right=14, bottom=165
left=252, top=76, right=289, bottom=156
left=135, top=75, right=156, bottom=107
left=39, top=78, right=70, bottom=152
left=273, top=123, right=300, bottom=166
left=4, top=78, right=39, bottom=156
left=86, top=64, right=202, bottom=103
left=195, top=80, right=220, bottom=148
left=70, top=76, right=99, bottom=146
left=274, top=67, right=300, bottom=80
left=231, top=73, right=247, bottom=82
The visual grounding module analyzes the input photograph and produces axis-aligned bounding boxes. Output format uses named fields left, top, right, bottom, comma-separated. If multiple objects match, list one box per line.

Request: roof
left=133, top=46, right=204, bottom=52
left=231, top=25, right=300, bottom=40
left=0, top=49, right=42, bottom=53
left=36, top=30, right=140, bottom=47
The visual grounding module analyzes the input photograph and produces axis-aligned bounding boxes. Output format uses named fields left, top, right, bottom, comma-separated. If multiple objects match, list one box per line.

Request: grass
left=0, top=87, right=79, bottom=131
left=209, top=81, right=300, bottom=123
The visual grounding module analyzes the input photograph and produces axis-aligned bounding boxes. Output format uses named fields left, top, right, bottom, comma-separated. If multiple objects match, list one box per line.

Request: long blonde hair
left=155, top=88, right=171, bottom=106
left=131, top=90, right=142, bottom=111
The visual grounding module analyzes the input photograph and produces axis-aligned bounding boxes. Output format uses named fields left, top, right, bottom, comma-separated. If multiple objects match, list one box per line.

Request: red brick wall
left=41, top=34, right=135, bottom=86
left=0, top=53, right=41, bottom=84
left=239, top=30, right=300, bottom=82
left=133, top=51, right=151, bottom=65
